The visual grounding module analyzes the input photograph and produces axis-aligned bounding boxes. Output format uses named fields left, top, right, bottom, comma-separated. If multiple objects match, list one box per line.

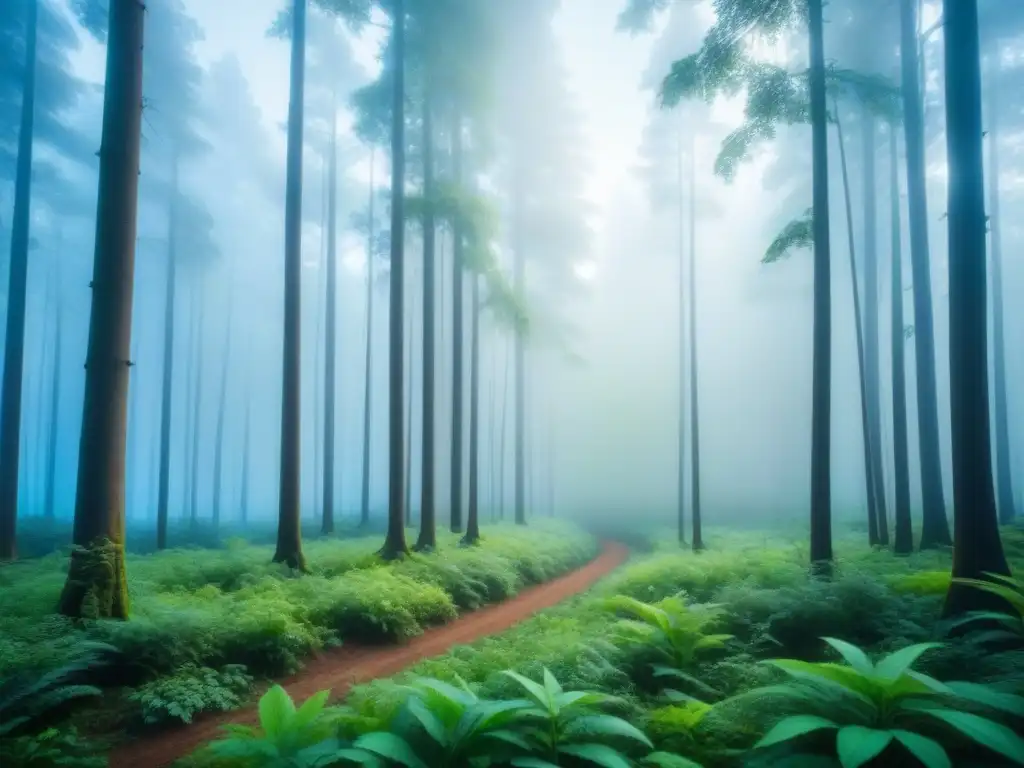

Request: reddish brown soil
left=108, top=542, right=628, bottom=768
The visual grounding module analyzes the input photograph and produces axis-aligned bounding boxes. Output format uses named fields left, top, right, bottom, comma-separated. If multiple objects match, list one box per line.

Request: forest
left=0, top=0, right=1022, bottom=766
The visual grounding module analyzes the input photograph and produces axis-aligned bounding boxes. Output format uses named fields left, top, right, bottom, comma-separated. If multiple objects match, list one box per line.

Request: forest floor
left=107, top=541, right=630, bottom=768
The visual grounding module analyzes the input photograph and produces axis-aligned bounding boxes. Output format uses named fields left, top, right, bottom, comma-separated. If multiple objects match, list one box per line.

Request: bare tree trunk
left=808, top=0, right=833, bottom=570
left=498, top=336, right=509, bottom=520
left=189, top=288, right=205, bottom=529
left=688, top=132, right=703, bottom=552
left=181, top=293, right=195, bottom=522
left=360, top=149, right=376, bottom=528
left=449, top=117, right=464, bottom=535
left=513, top=171, right=526, bottom=526
left=836, top=102, right=881, bottom=548
left=45, top=263, right=62, bottom=521
left=488, top=341, right=497, bottom=520
left=463, top=270, right=480, bottom=545
left=274, top=0, right=308, bottom=570
left=322, top=93, right=339, bottom=535
left=156, top=168, right=177, bottom=550
left=0, top=0, right=38, bottom=560
left=890, top=121, right=914, bottom=555
left=381, top=0, right=409, bottom=559
left=415, top=85, right=438, bottom=552
left=240, top=391, right=251, bottom=526
left=58, top=0, right=145, bottom=618
left=676, top=125, right=687, bottom=546
left=404, top=283, right=415, bottom=526
left=211, top=302, right=232, bottom=530
left=900, top=0, right=951, bottom=549
left=942, top=0, right=1011, bottom=616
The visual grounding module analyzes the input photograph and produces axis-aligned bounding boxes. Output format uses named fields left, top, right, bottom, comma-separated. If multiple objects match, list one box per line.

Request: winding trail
left=109, top=541, right=628, bottom=768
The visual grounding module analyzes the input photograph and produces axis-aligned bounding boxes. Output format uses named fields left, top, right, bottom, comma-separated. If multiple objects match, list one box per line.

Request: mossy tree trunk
left=58, top=0, right=146, bottom=620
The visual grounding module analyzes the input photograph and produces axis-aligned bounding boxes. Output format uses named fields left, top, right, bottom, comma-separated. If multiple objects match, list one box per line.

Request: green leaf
left=482, top=729, right=534, bottom=751
left=542, top=668, right=563, bottom=702
left=755, top=715, right=838, bottom=749
left=766, top=660, right=876, bottom=701
left=916, top=708, right=1024, bottom=765
left=836, top=726, right=894, bottom=768
left=258, top=685, right=295, bottom=738
left=563, top=714, right=654, bottom=747
left=873, top=643, right=942, bottom=681
left=503, top=671, right=551, bottom=710
left=891, top=730, right=951, bottom=768
left=405, top=696, right=448, bottom=747
left=558, top=742, right=633, bottom=768
left=353, top=732, right=429, bottom=768
left=292, top=690, right=330, bottom=730
left=822, top=638, right=875, bottom=675
left=511, top=759, right=562, bottom=768
left=644, top=752, right=705, bottom=768
left=945, top=681, right=1024, bottom=716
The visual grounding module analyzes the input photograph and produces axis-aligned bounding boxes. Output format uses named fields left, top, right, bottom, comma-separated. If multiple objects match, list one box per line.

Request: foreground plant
left=739, top=637, right=1024, bottom=767
left=606, top=595, right=731, bottom=698
left=948, top=572, right=1024, bottom=643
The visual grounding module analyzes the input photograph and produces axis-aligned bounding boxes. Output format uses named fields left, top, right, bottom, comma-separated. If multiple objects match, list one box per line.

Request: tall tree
left=899, top=0, right=951, bottom=548
left=687, top=133, right=703, bottom=553
left=321, top=88, right=339, bottom=536
left=941, top=0, right=1011, bottom=616
left=449, top=116, right=465, bottom=536
left=360, top=149, right=377, bottom=529
left=274, top=0, right=308, bottom=570
left=464, top=268, right=481, bottom=545
left=58, top=0, right=145, bottom=618
left=0, top=0, right=37, bottom=561
left=211, top=301, right=231, bottom=530
left=44, top=258, right=62, bottom=521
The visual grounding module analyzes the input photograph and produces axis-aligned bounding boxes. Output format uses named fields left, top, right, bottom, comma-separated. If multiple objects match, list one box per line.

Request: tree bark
left=513, top=170, right=526, bottom=526
left=181, top=293, right=195, bottom=522
left=835, top=103, right=881, bottom=548
left=0, top=0, right=38, bottom=561
left=415, top=85, right=438, bottom=552
left=381, top=0, right=409, bottom=559
left=890, top=122, right=914, bottom=555
left=808, top=0, right=833, bottom=571
left=900, top=0, right=952, bottom=548
left=360, top=149, right=376, bottom=528
left=58, top=0, right=145, bottom=619
left=498, top=336, right=509, bottom=521
left=463, top=271, right=480, bottom=545
left=985, top=62, right=1015, bottom=525
left=44, top=268, right=62, bottom=521
left=273, top=0, right=308, bottom=571
left=449, top=117, right=465, bottom=535
left=676, top=125, right=687, bottom=546
left=404, top=281, right=414, bottom=526
left=156, top=171, right=178, bottom=549
left=861, top=113, right=889, bottom=545
left=688, top=132, right=703, bottom=553
left=942, top=0, right=1011, bottom=617
left=189, top=288, right=205, bottom=529
left=322, top=92, right=339, bottom=536
left=240, top=392, right=251, bottom=526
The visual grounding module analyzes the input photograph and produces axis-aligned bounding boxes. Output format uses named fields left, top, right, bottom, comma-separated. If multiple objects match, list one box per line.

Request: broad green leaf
left=405, top=696, right=448, bottom=747
left=755, top=715, right=837, bottom=749
left=837, top=726, right=894, bottom=768
left=945, top=681, right=1024, bottom=716
left=916, top=708, right=1024, bottom=765
left=874, top=643, right=941, bottom=682
left=644, top=752, right=705, bottom=768
left=542, top=668, right=563, bottom=701
left=511, top=758, right=562, bottom=768
left=258, top=685, right=295, bottom=738
left=354, top=732, right=429, bottom=768
left=891, top=730, right=951, bottom=768
left=694, top=633, right=733, bottom=649
left=952, top=579, right=1024, bottom=615
left=336, top=747, right=382, bottom=766
left=766, top=660, right=877, bottom=701
left=555, top=690, right=613, bottom=709
left=558, top=742, right=633, bottom=768
left=482, top=728, right=534, bottom=751
left=822, top=638, right=875, bottom=675
left=292, top=690, right=331, bottom=730
left=503, top=671, right=551, bottom=710
left=563, top=714, right=654, bottom=747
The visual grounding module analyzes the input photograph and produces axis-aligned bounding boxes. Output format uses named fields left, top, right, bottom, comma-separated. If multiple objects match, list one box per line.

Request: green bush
left=128, top=663, right=253, bottom=726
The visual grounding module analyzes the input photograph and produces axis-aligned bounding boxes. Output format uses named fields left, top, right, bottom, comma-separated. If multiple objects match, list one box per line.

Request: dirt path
left=109, top=541, right=628, bottom=768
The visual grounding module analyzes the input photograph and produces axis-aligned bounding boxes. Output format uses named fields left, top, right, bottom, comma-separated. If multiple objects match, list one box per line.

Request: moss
left=58, top=537, right=130, bottom=620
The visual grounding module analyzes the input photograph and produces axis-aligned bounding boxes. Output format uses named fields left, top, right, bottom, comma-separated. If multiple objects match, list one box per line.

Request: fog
left=2, top=0, right=1022, bottom=540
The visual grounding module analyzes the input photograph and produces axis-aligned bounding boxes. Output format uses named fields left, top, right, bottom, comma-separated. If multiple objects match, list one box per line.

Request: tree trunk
left=127, top=338, right=138, bottom=520
left=322, top=93, right=339, bottom=536
left=45, top=269, right=62, bottom=521
left=181, top=293, right=195, bottom=521
left=463, top=269, right=481, bottom=545
left=415, top=86, right=438, bottom=552
left=381, top=0, right=409, bottom=559
left=688, top=133, right=703, bottom=553
left=942, top=0, right=1011, bottom=617
left=861, top=113, right=889, bottom=545
left=211, top=304, right=231, bottom=530
left=156, top=172, right=177, bottom=550
left=899, top=0, right=951, bottom=549
left=513, top=173, right=526, bottom=526
left=58, top=0, right=145, bottom=619
left=488, top=346, right=497, bottom=520
left=449, top=117, right=465, bottom=535
left=404, top=282, right=414, bottom=526
left=189, top=289, right=205, bottom=528
left=499, top=336, right=509, bottom=521
left=273, top=0, right=308, bottom=571
left=240, top=393, right=251, bottom=526
left=808, top=0, right=833, bottom=571
left=676, top=126, right=687, bottom=546
left=835, top=102, right=881, bottom=548
left=0, top=0, right=38, bottom=561
left=985, top=62, right=1015, bottom=525
left=890, top=122, right=914, bottom=555
left=360, top=148, right=376, bottom=528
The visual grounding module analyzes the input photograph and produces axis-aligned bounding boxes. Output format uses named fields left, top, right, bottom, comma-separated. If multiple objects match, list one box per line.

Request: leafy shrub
left=0, top=726, right=106, bottom=768
left=129, top=664, right=254, bottom=725
left=947, top=572, right=1024, bottom=644
left=733, top=637, right=1024, bottom=767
